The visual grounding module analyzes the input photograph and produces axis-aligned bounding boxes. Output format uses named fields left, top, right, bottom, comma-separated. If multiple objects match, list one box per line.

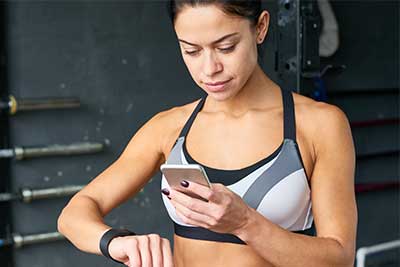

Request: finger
left=149, top=234, right=163, bottom=267
left=179, top=180, right=215, bottom=201
left=171, top=198, right=214, bottom=228
left=169, top=188, right=211, bottom=214
left=161, top=238, right=174, bottom=267
left=139, top=236, right=152, bottom=267
left=126, top=238, right=141, bottom=267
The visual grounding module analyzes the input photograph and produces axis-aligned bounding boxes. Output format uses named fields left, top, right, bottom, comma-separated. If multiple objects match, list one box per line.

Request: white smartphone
left=160, top=163, right=212, bottom=201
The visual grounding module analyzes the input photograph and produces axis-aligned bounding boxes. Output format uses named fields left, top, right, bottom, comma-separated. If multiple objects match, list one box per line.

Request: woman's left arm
left=233, top=104, right=358, bottom=267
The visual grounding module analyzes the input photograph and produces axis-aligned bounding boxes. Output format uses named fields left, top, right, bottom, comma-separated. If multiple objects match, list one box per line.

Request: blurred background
left=0, top=0, right=398, bottom=266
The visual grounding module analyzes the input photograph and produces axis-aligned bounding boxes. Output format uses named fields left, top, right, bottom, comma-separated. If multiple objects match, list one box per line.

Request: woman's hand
left=163, top=181, right=252, bottom=235
left=108, top=234, right=174, bottom=267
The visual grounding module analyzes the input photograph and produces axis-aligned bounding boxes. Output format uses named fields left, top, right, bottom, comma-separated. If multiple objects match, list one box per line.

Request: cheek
left=237, top=41, right=258, bottom=67
left=230, top=43, right=258, bottom=79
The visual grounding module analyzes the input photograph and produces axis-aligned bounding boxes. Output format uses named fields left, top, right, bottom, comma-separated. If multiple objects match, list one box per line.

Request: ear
left=256, top=10, right=270, bottom=44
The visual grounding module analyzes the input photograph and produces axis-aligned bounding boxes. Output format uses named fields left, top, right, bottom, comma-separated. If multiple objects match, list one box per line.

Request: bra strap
left=282, top=89, right=297, bottom=141
left=178, top=96, right=207, bottom=138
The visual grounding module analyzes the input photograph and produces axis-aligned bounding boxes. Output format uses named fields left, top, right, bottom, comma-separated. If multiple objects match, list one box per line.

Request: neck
left=205, top=65, right=279, bottom=116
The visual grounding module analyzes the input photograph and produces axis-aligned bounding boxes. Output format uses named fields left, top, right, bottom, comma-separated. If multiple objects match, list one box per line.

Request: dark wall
left=1, top=1, right=13, bottom=265
left=4, top=1, right=279, bottom=266
left=6, top=1, right=192, bottom=266
left=2, top=0, right=399, bottom=266
left=320, top=0, right=399, bottom=252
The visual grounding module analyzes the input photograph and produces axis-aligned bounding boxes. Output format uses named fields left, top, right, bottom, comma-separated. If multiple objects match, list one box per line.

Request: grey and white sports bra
left=161, top=88, right=315, bottom=244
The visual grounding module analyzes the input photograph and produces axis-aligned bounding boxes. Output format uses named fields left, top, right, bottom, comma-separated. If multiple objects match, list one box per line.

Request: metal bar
left=1, top=232, right=65, bottom=249
left=0, top=231, right=65, bottom=249
left=0, top=185, right=84, bottom=203
left=15, top=142, right=104, bottom=159
left=0, top=192, right=18, bottom=202
left=7, top=95, right=81, bottom=115
left=0, top=141, right=104, bottom=160
left=20, top=185, right=84, bottom=203
left=0, top=148, right=13, bottom=158
left=276, top=0, right=300, bottom=92
left=13, top=232, right=65, bottom=248
left=299, top=0, right=320, bottom=78
left=356, top=239, right=400, bottom=267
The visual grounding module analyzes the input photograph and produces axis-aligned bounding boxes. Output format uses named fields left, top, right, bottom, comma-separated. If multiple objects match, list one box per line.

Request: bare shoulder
left=292, top=91, right=349, bottom=120
left=292, top=92, right=353, bottom=152
left=153, top=98, right=203, bottom=158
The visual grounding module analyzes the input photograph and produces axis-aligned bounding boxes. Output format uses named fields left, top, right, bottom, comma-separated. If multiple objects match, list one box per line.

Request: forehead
left=174, top=5, right=251, bottom=44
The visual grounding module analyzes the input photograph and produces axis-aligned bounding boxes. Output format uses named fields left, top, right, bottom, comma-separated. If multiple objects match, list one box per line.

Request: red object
left=350, top=118, right=399, bottom=128
left=355, top=181, right=400, bottom=193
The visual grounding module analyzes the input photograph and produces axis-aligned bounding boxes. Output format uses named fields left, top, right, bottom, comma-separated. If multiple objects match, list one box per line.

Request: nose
left=202, top=51, right=223, bottom=77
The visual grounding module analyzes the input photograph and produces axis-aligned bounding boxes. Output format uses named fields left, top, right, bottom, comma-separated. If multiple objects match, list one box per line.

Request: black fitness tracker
left=99, top=228, right=136, bottom=264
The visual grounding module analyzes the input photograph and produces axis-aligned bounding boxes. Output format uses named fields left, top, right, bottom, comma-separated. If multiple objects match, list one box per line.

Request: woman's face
left=174, top=5, right=261, bottom=101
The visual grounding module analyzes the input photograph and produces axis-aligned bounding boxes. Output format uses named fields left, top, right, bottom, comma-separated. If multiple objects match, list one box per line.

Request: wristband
left=99, top=228, right=136, bottom=264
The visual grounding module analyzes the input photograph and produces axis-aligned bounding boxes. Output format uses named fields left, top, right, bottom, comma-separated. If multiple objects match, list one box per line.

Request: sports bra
left=161, top=88, right=315, bottom=244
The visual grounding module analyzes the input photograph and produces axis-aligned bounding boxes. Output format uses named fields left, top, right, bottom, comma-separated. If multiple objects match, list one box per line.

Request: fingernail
left=161, top=188, right=170, bottom=195
left=180, top=180, right=189, bottom=188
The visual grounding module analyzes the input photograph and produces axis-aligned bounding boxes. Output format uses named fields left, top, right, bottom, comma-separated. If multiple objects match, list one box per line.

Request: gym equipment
left=0, top=185, right=84, bottom=203
left=355, top=181, right=399, bottom=193
left=350, top=118, right=399, bottom=128
left=0, top=95, right=80, bottom=115
left=356, top=239, right=400, bottom=267
left=0, top=141, right=104, bottom=160
left=0, top=231, right=65, bottom=249
left=317, top=0, right=339, bottom=57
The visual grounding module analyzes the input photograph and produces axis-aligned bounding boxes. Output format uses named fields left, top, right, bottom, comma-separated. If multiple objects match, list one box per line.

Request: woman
left=58, top=1, right=357, bottom=267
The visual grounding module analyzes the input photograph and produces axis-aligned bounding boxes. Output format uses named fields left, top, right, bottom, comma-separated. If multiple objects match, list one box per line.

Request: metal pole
left=0, top=141, right=104, bottom=160
left=356, top=239, right=400, bottom=267
left=0, top=185, right=84, bottom=203
left=0, top=231, right=65, bottom=249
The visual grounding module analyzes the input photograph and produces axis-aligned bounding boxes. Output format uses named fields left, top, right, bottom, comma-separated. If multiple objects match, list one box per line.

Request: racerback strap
left=282, top=88, right=297, bottom=141
left=178, top=97, right=206, bottom=138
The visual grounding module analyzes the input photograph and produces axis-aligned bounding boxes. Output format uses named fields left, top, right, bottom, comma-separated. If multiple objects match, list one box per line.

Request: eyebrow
left=178, top=32, right=239, bottom=46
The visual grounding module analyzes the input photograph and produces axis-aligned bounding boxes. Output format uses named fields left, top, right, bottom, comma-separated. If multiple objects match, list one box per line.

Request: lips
left=203, top=79, right=232, bottom=92
left=205, top=79, right=231, bottom=86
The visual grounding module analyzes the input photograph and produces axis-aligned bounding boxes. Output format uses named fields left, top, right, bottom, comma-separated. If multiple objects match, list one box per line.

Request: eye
left=184, top=50, right=199, bottom=56
left=218, top=45, right=235, bottom=53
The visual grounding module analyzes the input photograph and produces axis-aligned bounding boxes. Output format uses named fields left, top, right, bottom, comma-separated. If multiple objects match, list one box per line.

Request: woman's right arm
left=57, top=110, right=173, bottom=265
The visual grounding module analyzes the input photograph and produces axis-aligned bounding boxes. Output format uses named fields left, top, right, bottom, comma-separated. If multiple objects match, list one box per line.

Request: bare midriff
left=173, top=234, right=273, bottom=267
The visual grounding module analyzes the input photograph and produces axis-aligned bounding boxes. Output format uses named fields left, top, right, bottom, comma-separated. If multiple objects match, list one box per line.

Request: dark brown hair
left=167, top=0, right=262, bottom=27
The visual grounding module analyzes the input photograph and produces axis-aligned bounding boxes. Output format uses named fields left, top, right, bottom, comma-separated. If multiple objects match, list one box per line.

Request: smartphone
left=160, top=163, right=212, bottom=201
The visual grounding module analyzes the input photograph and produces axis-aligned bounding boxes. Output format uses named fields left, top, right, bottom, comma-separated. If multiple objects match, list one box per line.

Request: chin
left=206, top=90, right=237, bottom=102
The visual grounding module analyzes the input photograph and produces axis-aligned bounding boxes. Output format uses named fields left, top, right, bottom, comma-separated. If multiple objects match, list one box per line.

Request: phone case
left=160, top=164, right=211, bottom=201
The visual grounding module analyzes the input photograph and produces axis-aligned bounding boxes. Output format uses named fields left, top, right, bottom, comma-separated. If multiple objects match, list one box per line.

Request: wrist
left=97, top=228, right=112, bottom=254
left=232, top=207, right=257, bottom=241
left=99, top=228, right=136, bottom=264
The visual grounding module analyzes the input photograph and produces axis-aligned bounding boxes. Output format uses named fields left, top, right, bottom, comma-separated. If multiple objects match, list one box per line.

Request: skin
left=58, top=3, right=357, bottom=267
left=166, top=4, right=356, bottom=267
